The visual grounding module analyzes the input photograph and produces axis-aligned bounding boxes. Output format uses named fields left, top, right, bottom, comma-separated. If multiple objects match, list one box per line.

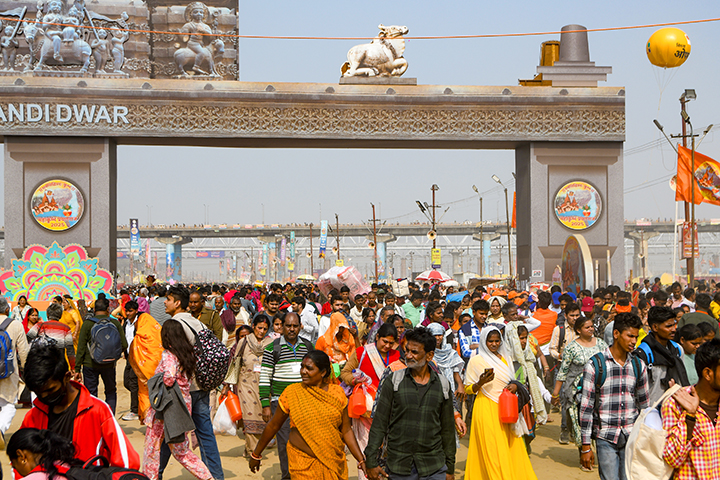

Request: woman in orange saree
left=248, top=350, right=367, bottom=480
left=315, top=312, right=357, bottom=366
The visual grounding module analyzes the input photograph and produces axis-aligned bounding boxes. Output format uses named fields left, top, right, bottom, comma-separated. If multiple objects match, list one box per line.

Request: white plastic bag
left=212, top=398, right=237, bottom=436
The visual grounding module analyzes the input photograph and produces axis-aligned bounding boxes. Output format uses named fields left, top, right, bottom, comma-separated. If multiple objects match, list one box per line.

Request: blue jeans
left=596, top=432, right=628, bottom=480
left=159, top=390, right=224, bottom=480
left=83, top=365, right=117, bottom=413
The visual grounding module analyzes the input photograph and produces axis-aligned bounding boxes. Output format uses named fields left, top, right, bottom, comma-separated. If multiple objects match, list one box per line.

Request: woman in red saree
left=248, top=351, right=367, bottom=480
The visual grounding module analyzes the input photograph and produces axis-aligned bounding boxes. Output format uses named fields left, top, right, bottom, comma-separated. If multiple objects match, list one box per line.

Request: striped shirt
left=258, top=336, right=313, bottom=408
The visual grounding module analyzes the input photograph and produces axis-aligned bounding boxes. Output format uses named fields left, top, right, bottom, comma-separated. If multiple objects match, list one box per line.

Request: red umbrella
left=415, top=269, right=452, bottom=282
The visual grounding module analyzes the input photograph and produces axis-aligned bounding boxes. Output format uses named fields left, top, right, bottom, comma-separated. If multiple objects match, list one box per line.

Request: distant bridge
left=0, top=220, right=718, bottom=241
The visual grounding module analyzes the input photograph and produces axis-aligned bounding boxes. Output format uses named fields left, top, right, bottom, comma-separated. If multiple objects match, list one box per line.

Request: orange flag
left=676, top=145, right=720, bottom=206
left=511, top=191, right=517, bottom=229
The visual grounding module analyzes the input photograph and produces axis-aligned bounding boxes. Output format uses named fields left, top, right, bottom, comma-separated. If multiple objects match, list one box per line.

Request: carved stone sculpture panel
left=0, top=0, right=238, bottom=79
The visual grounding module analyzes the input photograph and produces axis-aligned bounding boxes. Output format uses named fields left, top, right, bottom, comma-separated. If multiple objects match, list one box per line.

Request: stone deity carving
left=342, top=24, right=409, bottom=77
left=111, top=28, right=128, bottom=72
left=90, top=29, right=111, bottom=72
left=0, top=25, right=19, bottom=71
left=174, top=2, right=224, bottom=77
left=28, top=0, right=92, bottom=71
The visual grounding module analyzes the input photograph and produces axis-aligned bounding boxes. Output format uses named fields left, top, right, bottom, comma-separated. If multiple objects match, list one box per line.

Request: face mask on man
left=40, top=382, right=67, bottom=408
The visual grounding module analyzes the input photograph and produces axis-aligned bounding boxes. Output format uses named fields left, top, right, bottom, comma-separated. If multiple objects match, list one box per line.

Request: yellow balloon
left=646, top=28, right=691, bottom=68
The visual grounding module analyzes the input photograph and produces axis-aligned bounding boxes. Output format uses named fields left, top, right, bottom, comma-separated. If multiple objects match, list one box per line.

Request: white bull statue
left=342, top=24, right=409, bottom=77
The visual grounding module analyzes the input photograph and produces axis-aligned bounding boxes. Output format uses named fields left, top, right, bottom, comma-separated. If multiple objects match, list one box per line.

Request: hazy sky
left=3, top=0, right=720, bottom=227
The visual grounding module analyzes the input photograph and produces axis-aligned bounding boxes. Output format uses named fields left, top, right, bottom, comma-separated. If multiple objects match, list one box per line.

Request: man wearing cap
left=550, top=291, right=563, bottom=314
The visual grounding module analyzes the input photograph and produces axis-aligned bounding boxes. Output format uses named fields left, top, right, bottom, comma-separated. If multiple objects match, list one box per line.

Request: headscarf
left=318, top=312, right=354, bottom=361
left=23, top=308, right=39, bottom=334
left=488, top=296, right=507, bottom=308
left=476, top=326, right=514, bottom=402
left=428, top=323, right=464, bottom=377
left=504, top=322, right=548, bottom=424
left=136, top=297, right=149, bottom=314
left=220, top=307, right=237, bottom=333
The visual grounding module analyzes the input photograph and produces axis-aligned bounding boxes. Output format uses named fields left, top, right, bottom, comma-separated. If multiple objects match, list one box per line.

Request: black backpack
left=65, top=456, right=148, bottom=480
left=179, top=319, right=231, bottom=391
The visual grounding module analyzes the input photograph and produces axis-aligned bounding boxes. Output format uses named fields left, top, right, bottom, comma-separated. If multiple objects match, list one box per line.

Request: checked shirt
left=579, top=348, right=650, bottom=445
left=662, top=388, right=720, bottom=480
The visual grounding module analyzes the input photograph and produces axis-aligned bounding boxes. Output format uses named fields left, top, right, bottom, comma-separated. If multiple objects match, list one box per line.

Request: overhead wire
left=0, top=15, right=718, bottom=41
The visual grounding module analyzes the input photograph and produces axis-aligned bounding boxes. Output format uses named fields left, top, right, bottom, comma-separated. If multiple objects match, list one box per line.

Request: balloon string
left=0, top=15, right=718, bottom=40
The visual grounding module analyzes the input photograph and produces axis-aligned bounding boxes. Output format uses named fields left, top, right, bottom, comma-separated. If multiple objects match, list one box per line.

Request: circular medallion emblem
left=30, top=179, right=85, bottom=231
left=554, top=181, right=602, bottom=230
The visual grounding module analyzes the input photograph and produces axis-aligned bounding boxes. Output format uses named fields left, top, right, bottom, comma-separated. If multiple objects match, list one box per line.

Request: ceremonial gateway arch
left=0, top=18, right=625, bottom=285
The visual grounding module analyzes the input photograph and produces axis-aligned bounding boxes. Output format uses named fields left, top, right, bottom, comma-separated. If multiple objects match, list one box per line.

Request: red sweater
left=21, top=382, right=140, bottom=470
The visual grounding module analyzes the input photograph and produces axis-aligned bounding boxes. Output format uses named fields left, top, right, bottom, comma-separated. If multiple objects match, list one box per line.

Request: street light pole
left=680, top=90, right=695, bottom=284
left=431, top=184, right=438, bottom=249
left=683, top=111, right=696, bottom=287
left=492, top=175, right=513, bottom=279
left=472, top=185, right=483, bottom=276
left=309, top=223, right=314, bottom=276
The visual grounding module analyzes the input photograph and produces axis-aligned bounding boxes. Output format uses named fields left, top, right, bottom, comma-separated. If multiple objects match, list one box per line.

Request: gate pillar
left=4, top=137, right=117, bottom=275
left=515, top=142, right=624, bottom=286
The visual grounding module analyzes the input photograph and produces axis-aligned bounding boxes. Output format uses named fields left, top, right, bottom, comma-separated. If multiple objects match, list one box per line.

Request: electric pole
left=335, top=213, right=340, bottom=261
left=371, top=203, right=379, bottom=283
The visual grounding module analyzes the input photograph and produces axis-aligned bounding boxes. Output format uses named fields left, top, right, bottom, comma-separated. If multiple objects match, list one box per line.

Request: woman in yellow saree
left=61, top=295, right=83, bottom=351
left=248, top=350, right=367, bottom=480
left=464, top=325, right=537, bottom=480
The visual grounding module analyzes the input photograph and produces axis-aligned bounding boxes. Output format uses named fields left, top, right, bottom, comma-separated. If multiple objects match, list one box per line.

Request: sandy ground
left=2, top=360, right=594, bottom=480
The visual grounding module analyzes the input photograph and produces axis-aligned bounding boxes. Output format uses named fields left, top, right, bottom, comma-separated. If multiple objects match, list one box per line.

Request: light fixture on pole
left=472, top=185, right=483, bottom=276
left=492, top=175, right=513, bottom=278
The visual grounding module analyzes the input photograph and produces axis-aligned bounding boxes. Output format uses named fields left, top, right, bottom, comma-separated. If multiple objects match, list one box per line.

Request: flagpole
left=672, top=201, right=678, bottom=282
left=690, top=127, right=696, bottom=286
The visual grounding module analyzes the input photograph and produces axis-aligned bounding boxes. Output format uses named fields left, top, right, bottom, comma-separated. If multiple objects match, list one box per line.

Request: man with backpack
left=74, top=297, right=126, bottom=413
left=160, top=285, right=225, bottom=480
left=635, top=306, right=690, bottom=404
left=365, top=327, right=456, bottom=480
left=258, top=312, right=313, bottom=480
left=579, top=313, right=650, bottom=480
left=662, top=339, right=720, bottom=479
left=0, top=296, right=28, bottom=448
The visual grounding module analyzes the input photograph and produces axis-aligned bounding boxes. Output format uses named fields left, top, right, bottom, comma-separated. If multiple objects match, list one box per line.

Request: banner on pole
left=280, top=237, right=287, bottom=266
left=431, top=248, right=442, bottom=269
left=130, top=218, right=141, bottom=254
left=681, top=222, right=699, bottom=259
left=319, top=220, right=328, bottom=258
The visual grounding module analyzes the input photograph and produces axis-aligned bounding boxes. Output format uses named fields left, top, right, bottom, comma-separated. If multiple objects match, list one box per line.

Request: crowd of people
left=0, top=274, right=718, bottom=480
